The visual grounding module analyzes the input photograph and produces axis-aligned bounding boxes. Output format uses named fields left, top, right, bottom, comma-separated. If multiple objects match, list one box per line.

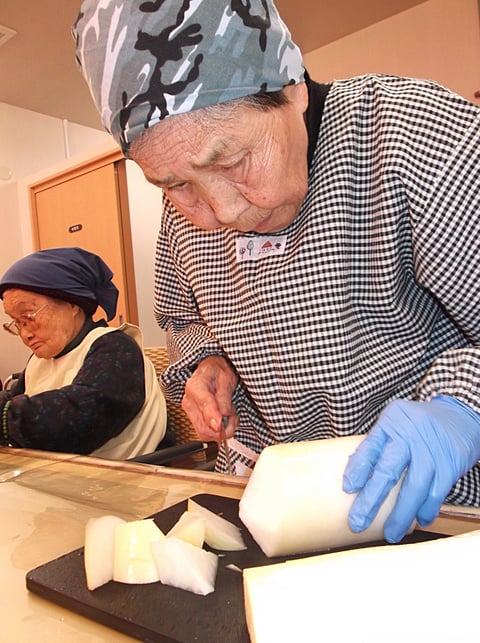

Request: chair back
left=143, top=346, right=198, bottom=445
left=3, top=372, right=21, bottom=391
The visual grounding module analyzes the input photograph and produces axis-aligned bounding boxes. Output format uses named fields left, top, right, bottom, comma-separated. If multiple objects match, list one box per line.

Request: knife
left=221, top=415, right=233, bottom=476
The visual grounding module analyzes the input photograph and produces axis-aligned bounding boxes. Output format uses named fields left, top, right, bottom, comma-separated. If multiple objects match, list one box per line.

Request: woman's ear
left=71, top=303, right=86, bottom=321
left=284, top=82, right=309, bottom=114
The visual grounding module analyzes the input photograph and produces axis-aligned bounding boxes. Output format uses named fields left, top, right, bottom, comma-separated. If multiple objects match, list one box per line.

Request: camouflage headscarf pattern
left=73, top=0, right=305, bottom=156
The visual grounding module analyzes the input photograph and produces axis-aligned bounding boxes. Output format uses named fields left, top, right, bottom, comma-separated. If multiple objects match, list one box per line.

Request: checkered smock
left=154, top=74, right=480, bottom=502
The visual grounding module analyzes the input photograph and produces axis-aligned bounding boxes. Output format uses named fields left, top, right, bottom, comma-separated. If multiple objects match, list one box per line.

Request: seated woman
left=0, top=247, right=167, bottom=459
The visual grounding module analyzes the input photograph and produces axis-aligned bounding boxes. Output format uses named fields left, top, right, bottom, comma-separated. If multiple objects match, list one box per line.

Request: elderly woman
left=0, top=247, right=167, bottom=459
left=74, top=2, right=480, bottom=542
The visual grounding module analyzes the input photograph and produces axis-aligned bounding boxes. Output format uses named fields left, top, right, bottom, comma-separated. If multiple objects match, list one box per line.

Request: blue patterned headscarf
left=73, top=0, right=305, bottom=156
left=0, top=247, right=119, bottom=321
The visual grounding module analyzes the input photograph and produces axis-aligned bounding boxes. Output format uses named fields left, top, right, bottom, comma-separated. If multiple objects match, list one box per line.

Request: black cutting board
left=26, top=494, right=445, bottom=642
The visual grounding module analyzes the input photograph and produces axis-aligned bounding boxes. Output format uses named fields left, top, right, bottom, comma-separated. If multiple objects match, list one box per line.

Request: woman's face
left=3, top=289, right=86, bottom=359
left=130, top=83, right=310, bottom=233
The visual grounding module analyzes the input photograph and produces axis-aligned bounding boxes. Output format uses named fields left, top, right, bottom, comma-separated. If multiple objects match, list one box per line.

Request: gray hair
left=129, top=87, right=290, bottom=156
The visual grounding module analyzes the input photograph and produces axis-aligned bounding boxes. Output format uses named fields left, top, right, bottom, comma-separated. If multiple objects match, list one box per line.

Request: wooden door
left=29, top=150, right=138, bottom=327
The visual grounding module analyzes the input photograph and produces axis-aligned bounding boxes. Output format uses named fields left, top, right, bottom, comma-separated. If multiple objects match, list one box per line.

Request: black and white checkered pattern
left=154, top=74, right=480, bottom=502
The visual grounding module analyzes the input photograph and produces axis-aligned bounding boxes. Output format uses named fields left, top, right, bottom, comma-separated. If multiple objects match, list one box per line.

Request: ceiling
left=0, top=0, right=429, bottom=131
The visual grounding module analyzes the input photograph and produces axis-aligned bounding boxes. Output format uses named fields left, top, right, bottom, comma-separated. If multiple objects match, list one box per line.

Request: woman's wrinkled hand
left=182, top=356, right=239, bottom=441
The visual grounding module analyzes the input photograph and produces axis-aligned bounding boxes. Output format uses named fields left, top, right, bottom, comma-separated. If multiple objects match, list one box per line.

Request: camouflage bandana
left=73, top=0, right=305, bottom=156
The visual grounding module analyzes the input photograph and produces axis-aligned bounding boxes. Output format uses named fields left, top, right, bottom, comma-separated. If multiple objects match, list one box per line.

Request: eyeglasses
left=2, top=303, right=48, bottom=336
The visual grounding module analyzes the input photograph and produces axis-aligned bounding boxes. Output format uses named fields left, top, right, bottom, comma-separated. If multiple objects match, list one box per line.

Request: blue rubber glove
left=343, top=395, right=480, bottom=543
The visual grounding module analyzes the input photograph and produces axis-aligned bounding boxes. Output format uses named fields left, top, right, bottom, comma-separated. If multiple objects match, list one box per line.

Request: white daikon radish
left=84, top=514, right=126, bottom=590
left=244, top=529, right=480, bottom=643
left=167, top=511, right=206, bottom=548
left=239, top=435, right=414, bottom=557
left=187, top=498, right=247, bottom=551
left=113, top=518, right=164, bottom=584
left=152, top=537, right=218, bottom=596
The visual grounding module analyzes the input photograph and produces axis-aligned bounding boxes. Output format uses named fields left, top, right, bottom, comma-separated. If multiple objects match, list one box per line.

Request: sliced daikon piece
left=187, top=498, right=247, bottom=551
left=243, top=530, right=480, bottom=643
left=84, top=514, right=126, bottom=590
left=113, top=518, right=164, bottom=584
left=239, top=435, right=414, bottom=557
left=152, top=536, right=218, bottom=596
left=167, top=511, right=206, bottom=547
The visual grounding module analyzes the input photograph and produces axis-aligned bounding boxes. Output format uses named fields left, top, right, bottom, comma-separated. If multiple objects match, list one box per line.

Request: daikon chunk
left=152, top=537, right=218, bottom=596
left=167, top=511, right=206, bottom=548
left=84, top=514, right=126, bottom=590
left=113, top=518, right=164, bottom=584
left=243, top=530, right=480, bottom=643
left=187, top=498, right=246, bottom=551
left=239, top=435, right=413, bottom=557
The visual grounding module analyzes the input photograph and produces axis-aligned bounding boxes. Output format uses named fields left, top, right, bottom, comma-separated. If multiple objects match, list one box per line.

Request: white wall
left=126, top=160, right=167, bottom=348
left=304, top=0, right=480, bottom=106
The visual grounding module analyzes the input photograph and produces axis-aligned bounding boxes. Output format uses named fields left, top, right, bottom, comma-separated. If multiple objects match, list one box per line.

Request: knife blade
left=221, top=415, right=233, bottom=476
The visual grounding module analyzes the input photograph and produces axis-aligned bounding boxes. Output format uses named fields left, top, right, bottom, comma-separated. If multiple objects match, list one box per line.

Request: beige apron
left=25, top=323, right=167, bottom=459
